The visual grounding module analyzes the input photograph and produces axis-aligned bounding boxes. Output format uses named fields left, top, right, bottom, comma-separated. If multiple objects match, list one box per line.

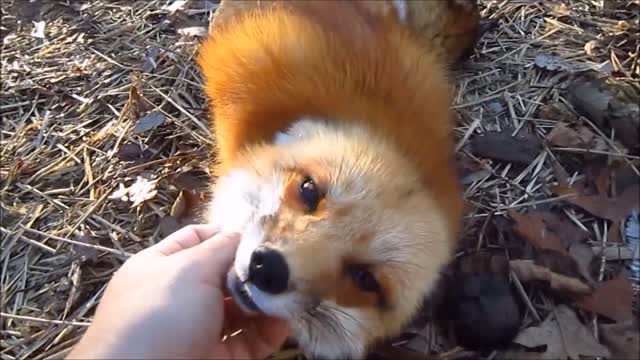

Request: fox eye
left=300, top=177, right=320, bottom=212
left=349, top=265, right=380, bottom=293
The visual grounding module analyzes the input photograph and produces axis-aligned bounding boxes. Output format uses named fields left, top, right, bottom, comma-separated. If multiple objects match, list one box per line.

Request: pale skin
left=68, top=225, right=290, bottom=360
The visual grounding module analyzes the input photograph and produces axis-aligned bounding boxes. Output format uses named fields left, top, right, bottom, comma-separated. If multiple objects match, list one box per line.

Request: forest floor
left=1, top=1, right=639, bottom=359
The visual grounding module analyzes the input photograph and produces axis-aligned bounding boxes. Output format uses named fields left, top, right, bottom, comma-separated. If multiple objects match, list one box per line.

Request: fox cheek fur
left=197, top=1, right=479, bottom=358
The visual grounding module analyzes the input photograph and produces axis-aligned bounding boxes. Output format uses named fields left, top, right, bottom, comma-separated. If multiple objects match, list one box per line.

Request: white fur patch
left=273, top=116, right=327, bottom=146
left=206, top=169, right=256, bottom=234
left=293, top=304, right=367, bottom=359
left=274, top=131, right=295, bottom=145
left=206, top=169, right=285, bottom=281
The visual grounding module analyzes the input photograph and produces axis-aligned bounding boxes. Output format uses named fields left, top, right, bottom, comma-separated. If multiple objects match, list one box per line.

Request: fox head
left=206, top=119, right=456, bottom=358
left=198, top=2, right=468, bottom=357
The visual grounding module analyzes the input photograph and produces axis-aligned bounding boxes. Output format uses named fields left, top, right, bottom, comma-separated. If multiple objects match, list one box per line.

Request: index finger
left=144, top=224, right=220, bottom=256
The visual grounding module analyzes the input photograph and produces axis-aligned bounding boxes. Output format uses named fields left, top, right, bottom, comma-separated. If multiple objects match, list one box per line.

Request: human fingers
left=178, top=232, right=241, bottom=288
left=221, top=297, right=255, bottom=336
left=143, top=224, right=220, bottom=257
left=216, top=315, right=290, bottom=359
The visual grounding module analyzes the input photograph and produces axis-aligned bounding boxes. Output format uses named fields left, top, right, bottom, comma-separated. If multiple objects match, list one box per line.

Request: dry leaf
left=538, top=101, right=578, bottom=122
left=568, top=242, right=595, bottom=284
left=599, top=320, right=640, bottom=360
left=534, top=53, right=573, bottom=72
left=487, top=100, right=505, bottom=114
left=133, top=111, right=165, bottom=134
left=551, top=184, right=640, bottom=221
left=117, top=143, right=152, bottom=162
left=471, top=131, right=541, bottom=165
left=164, top=0, right=189, bottom=14
left=170, top=191, right=188, bottom=218
left=567, top=71, right=640, bottom=152
left=594, top=60, right=614, bottom=74
left=30, top=20, right=46, bottom=39
left=128, top=177, right=158, bottom=206
left=460, top=169, right=491, bottom=185
left=548, top=3, right=570, bottom=17
left=575, top=276, right=634, bottom=322
left=178, top=26, right=208, bottom=37
left=109, top=176, right=159, bottom=207
left=584, top=39, right=604, bottom=56
left=545, top=123, right=599, bottom=149
left=508, top=210, right=569, bottom=254
left=72, top=233, right=98, bottom=263
left=514, top=305, right=610, bottom=359
left=510, top=259, right=592, bottom=295
left=142, top=47, right=160, bottom=73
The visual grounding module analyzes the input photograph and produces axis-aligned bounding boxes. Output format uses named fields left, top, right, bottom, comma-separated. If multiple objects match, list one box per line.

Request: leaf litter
left=2, top=0, right=639, bottom=359
left=513, top=305, right=610, bottom=359
left=599, top=320, right=640, bottom=360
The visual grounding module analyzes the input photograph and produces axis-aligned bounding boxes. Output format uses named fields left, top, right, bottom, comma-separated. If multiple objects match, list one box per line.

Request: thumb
left=179, top=232, right=241, bottom=288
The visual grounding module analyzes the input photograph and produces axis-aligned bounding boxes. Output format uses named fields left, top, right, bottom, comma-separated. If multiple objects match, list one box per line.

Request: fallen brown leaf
left=567, top=71, right=640, bottom=152
left=607, top=220, right=623, bottom=244
left=599, top=320, right=640, bottom=360
left=72, top=233, right=98, bottom=263
left=470, top=130, right=541, bottom=165
left=551, top=158, right=571, bottom=186
left=584, top=39, right=605, bottom=57
left=508, top=210, right=573, bottom=254
left=545, top=123, right=603, bottom=150
left=510, top=259, right=592, bottom=295
left=117, top=143, right=151, bottom=162
left=611, top=160, right=640, bottom=194
left=568, top=242, right=595, bottom=285
left=538, top=101, right=578, bottom=122
left=513, top=305, right=610, bottom=359
left=551, top=184, right=640, bottom=221
left=586, top=159, right=612, bottom=195
left=535, top=248, right=587, bottom=280
left=575, top=276, right=634, bottom=322
left=170, top=191, right=188, bottom=218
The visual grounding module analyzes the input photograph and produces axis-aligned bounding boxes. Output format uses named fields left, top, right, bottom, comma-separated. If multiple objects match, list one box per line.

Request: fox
left=197, top=0, right=480, bottom=358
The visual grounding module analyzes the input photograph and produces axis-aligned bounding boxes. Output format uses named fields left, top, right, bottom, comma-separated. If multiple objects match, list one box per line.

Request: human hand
left=68, top=225, right=290, bottom=359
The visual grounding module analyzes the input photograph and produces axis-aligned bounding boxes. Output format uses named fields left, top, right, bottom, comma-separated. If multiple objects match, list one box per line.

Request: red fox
left=197, top=1, right=479, bottom=358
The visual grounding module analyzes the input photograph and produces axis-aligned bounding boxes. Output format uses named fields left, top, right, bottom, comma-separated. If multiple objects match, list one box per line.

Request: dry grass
left=1, top=1, right=638, bottom=359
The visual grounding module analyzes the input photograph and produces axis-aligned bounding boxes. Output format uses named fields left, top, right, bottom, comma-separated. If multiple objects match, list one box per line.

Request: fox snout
left=247, top=246, right=290, bottom=294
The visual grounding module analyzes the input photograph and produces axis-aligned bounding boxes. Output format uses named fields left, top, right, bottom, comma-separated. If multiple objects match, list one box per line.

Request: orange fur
left=199, top=1, right=464, bottom=233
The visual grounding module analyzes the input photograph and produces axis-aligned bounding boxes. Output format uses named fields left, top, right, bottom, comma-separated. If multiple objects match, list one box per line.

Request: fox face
left=206, top=119, right=455, bottom=358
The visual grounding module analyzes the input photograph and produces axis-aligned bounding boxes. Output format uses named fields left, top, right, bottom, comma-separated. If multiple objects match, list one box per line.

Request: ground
left=1, top=1, right=639, bottom=359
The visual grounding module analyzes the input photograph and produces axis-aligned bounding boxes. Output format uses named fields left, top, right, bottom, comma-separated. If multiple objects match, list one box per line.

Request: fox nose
left=248, top=246, right=289, bottom=294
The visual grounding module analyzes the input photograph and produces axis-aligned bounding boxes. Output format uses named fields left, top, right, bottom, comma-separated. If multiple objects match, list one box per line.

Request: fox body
left=197, top=1, right=478, bottom=358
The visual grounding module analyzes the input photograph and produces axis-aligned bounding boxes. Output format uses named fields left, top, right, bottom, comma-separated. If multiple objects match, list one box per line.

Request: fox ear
left=209, top=0, right=272, bottom=34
